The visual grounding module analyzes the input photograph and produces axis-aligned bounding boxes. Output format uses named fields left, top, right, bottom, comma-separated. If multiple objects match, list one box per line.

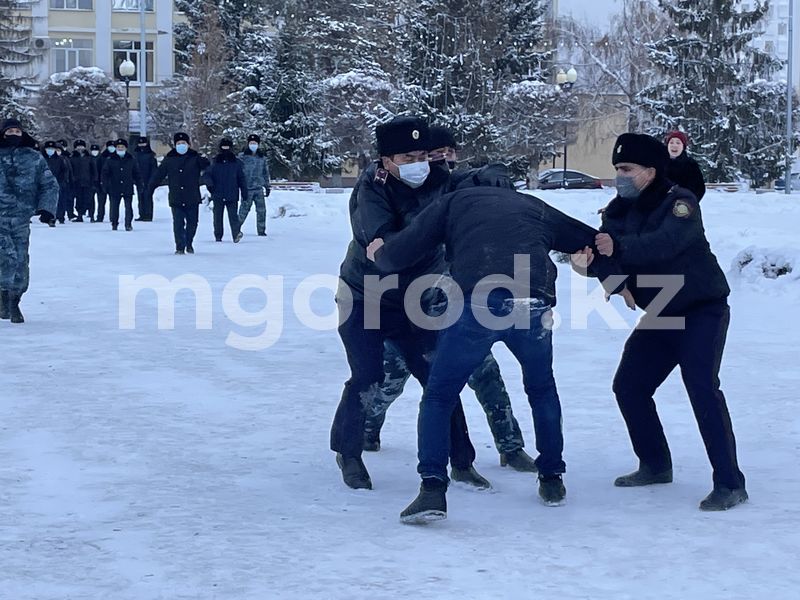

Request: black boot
left=9, top=293, right=24, bottom=324
left=363, top=433, right=381, bottom=452
left=614, top=464, right=673, bottom=487
left=400, top=477, right=447, bottom=524
left=335, top=453, right=372, bottom=490
left=0, top=290, right=9, bottom=320
left=538, top=474, right=566, bottom=506
left=186, top=245, right=194, bottom=254
left=500, top=448, right=538, bottom=473
left=450, top=465, right=492, bottom=489
left=699, top=487, right=748, bottom=511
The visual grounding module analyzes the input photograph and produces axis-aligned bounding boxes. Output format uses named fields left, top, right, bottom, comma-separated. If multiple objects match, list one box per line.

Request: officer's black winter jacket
left=95, top=149, right=115, bottom=189
left=69, top=151, right=97, bottom=188
left=203, top=150, right=247, bottom=204
left=666, top=151, right=705, bottom=201
left=340, top=161, right=514, bottom=308
left=148, top=148, right=210, bottom=207
left=102, top=152, right=142, bottom=196
left=134, top=146, right=158, bottom=190
left=374, top=187, right=623, bottom=306
left=600, top=176, right=729, bottom=315
left=44, top=153, right=71, bottom=188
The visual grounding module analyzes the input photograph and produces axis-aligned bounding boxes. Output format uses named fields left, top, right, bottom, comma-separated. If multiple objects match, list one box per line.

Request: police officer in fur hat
left=594, top=133, right=746, bottom=511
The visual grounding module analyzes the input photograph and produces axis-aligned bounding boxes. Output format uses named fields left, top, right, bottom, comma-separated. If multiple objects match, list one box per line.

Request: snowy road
left=1, top=188, right=798, bottom=599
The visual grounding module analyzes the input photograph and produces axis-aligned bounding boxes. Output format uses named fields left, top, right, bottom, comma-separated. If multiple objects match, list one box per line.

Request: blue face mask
left=615, top=175, right=641, bottom=200
left=116, top=149, right=126, bottom=157
left=396, top=160, right=430, bottom=188
left=107, top=146, right=115, bottom=153
left=248, top=143, right=259, bottom=153
left=46, top=148, right=55, bottom=157
left=176, top=143, right=189, bottom=155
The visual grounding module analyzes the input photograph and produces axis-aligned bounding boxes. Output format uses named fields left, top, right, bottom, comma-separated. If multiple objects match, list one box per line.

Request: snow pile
left=731, top=246, right=798, bottom=283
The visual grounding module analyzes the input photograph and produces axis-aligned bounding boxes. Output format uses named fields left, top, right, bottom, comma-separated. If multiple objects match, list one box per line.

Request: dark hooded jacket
left=0, top=133, right=59, bottom=219
left=203, top=150, right=248, bottom=204
left=134, top=143, right=158, bottom=189
left=600, top=175, right=728, bottom=315
left=665, top=151, right=706, bottom=201
left=148, top=147, right=210, bottom=207
left=374, top=187, right=623, bottom=306
left=339, top=160, right=516, bottom=308
left=102, top=151, right=143, bottom=196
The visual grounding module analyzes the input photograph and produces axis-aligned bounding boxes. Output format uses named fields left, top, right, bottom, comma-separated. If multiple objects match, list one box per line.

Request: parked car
left=537, top=169, right=603, bottom=190
left=774, top=173, right=800, bottom=191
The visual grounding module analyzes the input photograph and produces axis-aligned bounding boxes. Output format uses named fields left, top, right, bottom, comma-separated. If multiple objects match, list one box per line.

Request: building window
left=50, top=0, right=93, bottom=9
left=113, top=40, right=154, bottom=82
left=112, top=0, right=154, bottom=10
left=51, top=38, right=93, bottom=73
left=778, top=22, right=788, bottom=36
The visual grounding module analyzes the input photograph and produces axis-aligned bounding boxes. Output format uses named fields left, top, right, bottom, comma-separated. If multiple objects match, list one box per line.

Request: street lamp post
left=556, top=67, right=578, bottom=188
left=119, top=58, right=136, bottom=138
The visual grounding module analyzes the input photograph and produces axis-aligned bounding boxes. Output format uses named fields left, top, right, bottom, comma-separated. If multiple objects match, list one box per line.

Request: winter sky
left=559, top=0, right=621, bottom=26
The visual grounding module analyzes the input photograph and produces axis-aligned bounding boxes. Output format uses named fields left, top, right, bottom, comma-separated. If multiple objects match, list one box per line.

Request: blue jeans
left=418, top=293, right=566, bottom=481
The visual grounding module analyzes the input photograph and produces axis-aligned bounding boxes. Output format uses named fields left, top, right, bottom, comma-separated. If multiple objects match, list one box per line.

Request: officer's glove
left=38, top=210, right=55, bottom=224
left=264, top=188, right=271, bottom=197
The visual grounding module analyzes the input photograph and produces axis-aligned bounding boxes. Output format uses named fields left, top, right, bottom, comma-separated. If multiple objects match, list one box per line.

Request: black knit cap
left=612, top=133, right=669, bottom=174
left=247, top=134, right=260, bottom=143
left=44, top=140, right=57, bottom=149
left=1, top=118, right=22, bottom=134
left=115, top=138, right=128, bottom=147
left=73, top=139, right=87, bottom=148
left=173, top=132, right=190, bottom=144
left=376, top=116, right=430, bottom=157
left=219, top=137, right=233, bottom=149
left=428, top=125, right=457, bottom=151
left=58, top=139, right=69, bottom=148
left=90, top=143, right=100, bottom=151
left=137, top=136, right=149, bottom=144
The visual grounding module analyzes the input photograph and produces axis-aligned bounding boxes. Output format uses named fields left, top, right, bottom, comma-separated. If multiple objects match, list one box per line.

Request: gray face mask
left=615, top=175, right=641, bottom=200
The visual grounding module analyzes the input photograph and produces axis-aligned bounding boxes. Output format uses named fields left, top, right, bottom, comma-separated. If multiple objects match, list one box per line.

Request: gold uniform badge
left=673, top=200, right=692, bottom=218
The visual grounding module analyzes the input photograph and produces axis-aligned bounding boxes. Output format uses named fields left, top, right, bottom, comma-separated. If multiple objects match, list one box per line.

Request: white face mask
left=91, top=150, right=99, bottom=156
left=176, top=143, right=189, bottom=155
left=46, top=148, right=55, bottom=157
left=396, top=160, right=430, bottom=188
left=116, top=149, right=126, bottom=157
left=248, top=143, right=259, bottom=152
left=107, top=146, right=115, bottom=153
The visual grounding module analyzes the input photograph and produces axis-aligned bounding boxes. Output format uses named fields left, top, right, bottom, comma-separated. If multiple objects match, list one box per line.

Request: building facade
left=751, top=0, right=800, bottom=93
left=26, top=0, right=183, bottom=118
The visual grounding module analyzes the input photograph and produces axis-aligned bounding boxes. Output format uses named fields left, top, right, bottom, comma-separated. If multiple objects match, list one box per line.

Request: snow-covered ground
left=1, top=187, right=798, bottom=599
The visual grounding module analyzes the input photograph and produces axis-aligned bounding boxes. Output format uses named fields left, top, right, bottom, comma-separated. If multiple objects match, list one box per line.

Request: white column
left=95, top=0, right=112, bottom=75
left=156, top=1, right=173, bottom=83
left=32, top=0, right=49, bottom=83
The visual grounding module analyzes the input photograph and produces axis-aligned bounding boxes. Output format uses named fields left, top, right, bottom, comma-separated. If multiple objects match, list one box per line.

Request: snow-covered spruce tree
left=0, top=0, right=43, bottom=132
left=639, top=0, right=794, bottom=184
left=36, top=67, right=127, bottom=142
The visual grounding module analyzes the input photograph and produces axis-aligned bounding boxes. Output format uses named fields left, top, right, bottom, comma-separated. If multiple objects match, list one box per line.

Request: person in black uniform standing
left=95, top=140, right=116, bottom=222
left=69, top=139, right=96, bottom=222
left=203, top=138, right=246, bottom=243
left=148, top=132, right=210, bottom=254
left=42, top=141, right=70, bottom=225
left=133, top=136, right=158, bottom=221
left=102, top=138, right=142, bottom=231
left=596, top=133, right=746, bottom=511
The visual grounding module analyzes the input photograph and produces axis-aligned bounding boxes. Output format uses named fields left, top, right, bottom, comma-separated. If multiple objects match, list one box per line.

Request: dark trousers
left=171, top=204, right=199, bottom=251
left=212, top=200, right=241, bottom=241
left=613, top=301, right=745, bottom=490
left=56, top=186, right=72, bottom=221
left=366, top=343, right=525, bottom=454
left=331, top=298, right=477, bottom=469
left=109, top=193, right=134, bottom=227
left=74, top=185, right=93, bottom=218
left=136, top=185, right=153, bottom=220
left=96, top=187, right=108, bottom=221
left=417, top=294, right=564, bottom=481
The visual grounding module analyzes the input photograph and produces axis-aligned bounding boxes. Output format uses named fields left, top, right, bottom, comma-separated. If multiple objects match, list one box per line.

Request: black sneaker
left=450, top=465, right=491, bottom=489
left=699, top=487, right=748, bottom=511
left=186, top=245, right=194, bottom=254
left=614, top=465, right=673, bottom=487
left=500, top=448, right=538, bottom=473
left=335, top=453, right=372, bottom=490
left=234, top=232, right=243, bottom=243
left=538, top=474, right=566, bottom=506
left=400, top=478, right=447, bottom=524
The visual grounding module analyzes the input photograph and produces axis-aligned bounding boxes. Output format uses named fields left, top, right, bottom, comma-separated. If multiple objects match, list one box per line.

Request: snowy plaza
left=1, top=188, right=798, bottom=599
